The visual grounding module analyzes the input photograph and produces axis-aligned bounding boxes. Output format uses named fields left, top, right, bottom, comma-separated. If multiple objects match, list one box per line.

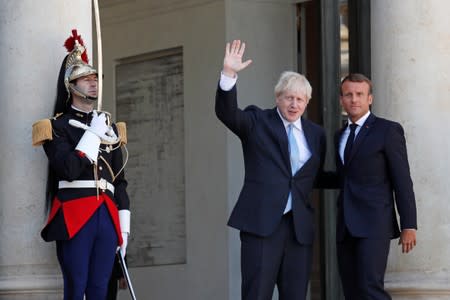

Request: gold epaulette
left=31, top=113, right=63, bottom=147
left=116, top=122, right=127, bottom=145
left=32, top=119, right=52, bottom=146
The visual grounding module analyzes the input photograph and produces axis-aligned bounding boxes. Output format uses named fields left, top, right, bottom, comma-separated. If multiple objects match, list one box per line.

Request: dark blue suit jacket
left=334, top=113, right=417, bottom=241
left=216, top=85, right=327, bottom=245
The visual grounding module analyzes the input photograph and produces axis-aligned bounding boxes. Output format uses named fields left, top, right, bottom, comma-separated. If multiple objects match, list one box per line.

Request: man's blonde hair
left=274, top=71, right=312, bottom=100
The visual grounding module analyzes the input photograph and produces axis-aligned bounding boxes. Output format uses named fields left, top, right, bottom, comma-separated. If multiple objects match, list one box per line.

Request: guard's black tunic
left=41, top=107, right=129, bottom=245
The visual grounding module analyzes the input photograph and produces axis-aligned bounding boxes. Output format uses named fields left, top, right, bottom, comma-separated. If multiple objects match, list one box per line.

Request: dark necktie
left=344, top=123, right=358, bottom=164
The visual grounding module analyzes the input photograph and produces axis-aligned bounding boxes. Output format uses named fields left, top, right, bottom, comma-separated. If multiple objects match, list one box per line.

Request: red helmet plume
left=63, top=29, right=88, bottom=63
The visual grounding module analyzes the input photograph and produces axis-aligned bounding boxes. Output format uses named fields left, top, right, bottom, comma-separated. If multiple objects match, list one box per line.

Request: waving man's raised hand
left=223, top=40, right=252, bottom=78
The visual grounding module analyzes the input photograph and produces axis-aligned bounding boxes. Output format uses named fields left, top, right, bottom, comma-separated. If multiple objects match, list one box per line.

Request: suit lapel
left=291, top=118, right=316, bottom=177
left=335, top=126, right=346, bottom=168
left=270, top=109, right=291, bottom=174
left=271, top=112, right=317, bottom=175
left=347, top=113, right=376, bottom=163
left=301, top=118, right=315, bottom=155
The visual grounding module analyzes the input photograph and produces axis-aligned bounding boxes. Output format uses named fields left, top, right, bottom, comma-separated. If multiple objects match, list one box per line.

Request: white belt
left=58, top=179, right=115, bottom=194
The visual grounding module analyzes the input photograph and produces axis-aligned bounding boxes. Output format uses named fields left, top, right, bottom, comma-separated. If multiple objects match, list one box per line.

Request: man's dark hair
left=340, top=73, right=372, bottom=95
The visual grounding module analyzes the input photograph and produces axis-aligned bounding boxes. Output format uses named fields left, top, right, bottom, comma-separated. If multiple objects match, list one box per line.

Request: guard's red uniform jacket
left=40, top=107, right=130, bottom=245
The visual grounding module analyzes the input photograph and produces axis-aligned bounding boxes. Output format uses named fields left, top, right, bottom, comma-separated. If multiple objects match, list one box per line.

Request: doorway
left=296, top=0, right=371, bottom=299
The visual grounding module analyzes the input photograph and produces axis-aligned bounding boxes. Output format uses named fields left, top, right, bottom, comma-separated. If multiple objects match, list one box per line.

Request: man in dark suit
left=215, top=40, right=328, bottom=300
left=335, top=73, right=417, bottom=300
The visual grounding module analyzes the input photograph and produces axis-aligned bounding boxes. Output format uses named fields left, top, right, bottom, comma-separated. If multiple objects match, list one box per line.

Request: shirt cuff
left=219, top=72, right=238, bottom=91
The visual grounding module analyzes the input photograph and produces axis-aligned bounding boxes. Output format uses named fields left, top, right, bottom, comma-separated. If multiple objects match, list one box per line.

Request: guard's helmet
left=63, top=30, right=97, bottom=100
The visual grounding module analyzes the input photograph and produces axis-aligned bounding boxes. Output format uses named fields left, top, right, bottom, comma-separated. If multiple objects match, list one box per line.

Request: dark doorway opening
left=296, top=1, right=370, bottom=299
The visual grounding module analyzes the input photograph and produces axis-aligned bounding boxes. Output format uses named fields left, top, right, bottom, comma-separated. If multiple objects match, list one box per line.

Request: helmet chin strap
left=69, top=84, right=97, bottom=101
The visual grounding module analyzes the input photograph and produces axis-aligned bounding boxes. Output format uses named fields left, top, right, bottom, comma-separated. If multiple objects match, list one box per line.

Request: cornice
left=99, top=0, right=222, bottom=25
left=99, top=0, right=307, bottom=25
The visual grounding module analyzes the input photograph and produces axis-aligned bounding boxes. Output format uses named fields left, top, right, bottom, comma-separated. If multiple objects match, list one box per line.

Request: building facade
left=0, top=0, right=449, bottom=299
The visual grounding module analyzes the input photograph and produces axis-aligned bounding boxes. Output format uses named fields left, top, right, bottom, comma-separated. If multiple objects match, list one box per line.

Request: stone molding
left=99, top=0, right=305, bottom=25
left=100, top=0, right=220, bottom=25
left=385, top=271, right=450, bottom=297
left=0, top=274, right=62, bottom=295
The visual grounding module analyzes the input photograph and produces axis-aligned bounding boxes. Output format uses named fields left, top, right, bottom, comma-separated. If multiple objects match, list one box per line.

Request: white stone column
left=0, top=1, right=92, bottom=299
left=372, top=1, right=450, bottom=299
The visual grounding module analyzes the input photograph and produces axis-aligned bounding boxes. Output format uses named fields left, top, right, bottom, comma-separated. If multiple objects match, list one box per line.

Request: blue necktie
left=288, top=124, right=300, bottom=174
left=284, top=124, right=299, bottom=213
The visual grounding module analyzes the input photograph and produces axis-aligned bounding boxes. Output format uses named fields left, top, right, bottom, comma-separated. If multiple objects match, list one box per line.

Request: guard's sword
left=117, top=249, right=138, bottom=300
left=92, top=0, right=103, bottom=111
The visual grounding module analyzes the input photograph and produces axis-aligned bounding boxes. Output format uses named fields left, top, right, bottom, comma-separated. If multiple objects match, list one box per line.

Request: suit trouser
left=56, top=203, right=118, bottom=300
left=337, top=230, right=391, bottom=300
left=240, top=212, right=312, bottom=300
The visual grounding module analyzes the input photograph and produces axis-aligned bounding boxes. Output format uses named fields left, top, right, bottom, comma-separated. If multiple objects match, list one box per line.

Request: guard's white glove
left=73, top=111, right=120, bottom=162
left=87, top=111, right=109, bottom=139
left=75, top=128, right=101, bottom=163
left=120, top=232, right=129, bottom=258
left=118, top=210, right=131, bottom=258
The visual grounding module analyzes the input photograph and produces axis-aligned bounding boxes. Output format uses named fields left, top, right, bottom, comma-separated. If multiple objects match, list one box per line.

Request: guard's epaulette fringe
left=32, top=119, right=53, bottom=146
left=31, top=113, right=63, bottom=147
left=116, top=122, right=127, bottom=145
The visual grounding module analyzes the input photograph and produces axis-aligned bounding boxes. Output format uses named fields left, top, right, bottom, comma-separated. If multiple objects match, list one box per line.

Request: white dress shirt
left=219, top=72, right=237, bottom=91
left=278, top=113, right=312, bottom=169
left=339, top=111, right=371, bottom=164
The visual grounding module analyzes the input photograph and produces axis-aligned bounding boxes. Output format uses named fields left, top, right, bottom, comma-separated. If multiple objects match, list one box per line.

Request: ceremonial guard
left=32, top=30, right=131, bottom=300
